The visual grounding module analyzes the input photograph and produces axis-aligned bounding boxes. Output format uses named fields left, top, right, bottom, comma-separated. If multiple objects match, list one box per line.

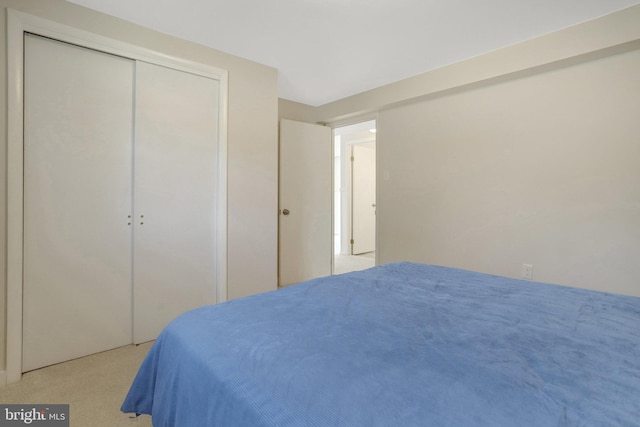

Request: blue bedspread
left=122, top=262, right=640, bottom=426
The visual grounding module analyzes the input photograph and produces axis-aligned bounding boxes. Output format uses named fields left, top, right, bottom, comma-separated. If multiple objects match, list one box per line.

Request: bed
left=121, top=262, right=640, bottom=426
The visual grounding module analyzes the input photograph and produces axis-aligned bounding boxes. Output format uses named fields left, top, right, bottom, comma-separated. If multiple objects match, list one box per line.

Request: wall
left=0, top=0, right=278, bottom=380
left=306, top=5, right=640, bottom=297
left=377, top=46, right=640, bottom=296
left=279, top=98, right=319, bottom=124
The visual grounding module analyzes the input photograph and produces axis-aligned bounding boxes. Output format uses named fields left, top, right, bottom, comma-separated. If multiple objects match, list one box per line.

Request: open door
left=279, top=120, right=332, bottom=287
left=351, top=142, right=376, bottom=254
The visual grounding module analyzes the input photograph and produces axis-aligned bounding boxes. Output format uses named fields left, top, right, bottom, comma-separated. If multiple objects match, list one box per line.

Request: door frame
left=5, top=9, right=229, bottom=385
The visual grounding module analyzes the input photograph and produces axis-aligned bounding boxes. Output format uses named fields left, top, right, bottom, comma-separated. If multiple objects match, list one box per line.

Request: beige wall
left=376, top=45, right=640, bottom=296
left=305, top=5, right=640, bottom=297
left=279, top=98, right=319, bottom=124
left=0, top=0, right=278, bottom=377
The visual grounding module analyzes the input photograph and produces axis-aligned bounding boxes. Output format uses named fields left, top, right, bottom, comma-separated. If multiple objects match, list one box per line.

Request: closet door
left=133, top=62, right=219, bottom=343
left=22, top=35, right=134, bottom=371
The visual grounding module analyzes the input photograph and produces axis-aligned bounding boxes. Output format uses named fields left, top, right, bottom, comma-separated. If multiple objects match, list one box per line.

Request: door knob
left=282, top=209, right=290, bottom=216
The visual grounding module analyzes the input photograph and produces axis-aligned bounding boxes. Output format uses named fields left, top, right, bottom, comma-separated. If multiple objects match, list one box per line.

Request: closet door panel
left=23, top=35, right=134, bottom=371
left=133, top=62, right=219, bottom=343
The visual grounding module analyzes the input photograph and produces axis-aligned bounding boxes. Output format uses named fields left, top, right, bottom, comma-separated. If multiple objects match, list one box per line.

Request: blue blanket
left=122, top=262, right=640, bottom=426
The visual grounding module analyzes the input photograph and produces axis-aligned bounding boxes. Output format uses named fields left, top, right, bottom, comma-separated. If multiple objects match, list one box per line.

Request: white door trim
left=5, top=9, right=228, bottom=385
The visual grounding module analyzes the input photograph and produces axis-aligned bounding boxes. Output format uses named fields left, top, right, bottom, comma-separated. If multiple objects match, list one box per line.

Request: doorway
left=333, top=120, right=376, bottom=275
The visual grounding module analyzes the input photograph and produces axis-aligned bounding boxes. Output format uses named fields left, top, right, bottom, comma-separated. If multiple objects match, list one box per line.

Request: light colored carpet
left=0, top=343, right=154, bottom=426
left=334, top=252, right=375, bottom=275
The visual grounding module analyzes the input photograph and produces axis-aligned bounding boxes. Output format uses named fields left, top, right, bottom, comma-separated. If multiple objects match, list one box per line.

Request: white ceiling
left=67, top=0, right=640, bottom=106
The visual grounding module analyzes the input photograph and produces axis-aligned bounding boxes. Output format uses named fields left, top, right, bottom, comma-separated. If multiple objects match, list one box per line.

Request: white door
left=133, top=62, right=219, bottom=343
left=279, top=120, right=332, bottom=287
left=351, top=142, right=376, bottom=254
left=23, top=35, right=134, bottom=371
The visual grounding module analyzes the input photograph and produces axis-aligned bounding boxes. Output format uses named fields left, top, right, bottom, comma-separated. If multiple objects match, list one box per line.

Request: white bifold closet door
left=23, top=34, right=219, bottom=371
left=133, top=62, right=219, bottom=344
left=23, top=35, right=135, bottom=372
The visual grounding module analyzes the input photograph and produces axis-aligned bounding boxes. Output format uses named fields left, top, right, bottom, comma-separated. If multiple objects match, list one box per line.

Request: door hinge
left=350, top=239, right=355, bottom=245
left=350, top=156, right=354, bottom=162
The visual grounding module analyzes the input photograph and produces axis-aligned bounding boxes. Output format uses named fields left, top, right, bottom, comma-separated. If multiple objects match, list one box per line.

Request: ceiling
left=67, top=0, right=640, bottom=106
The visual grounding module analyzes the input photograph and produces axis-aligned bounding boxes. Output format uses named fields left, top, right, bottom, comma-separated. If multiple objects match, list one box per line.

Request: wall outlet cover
left=522, top=264, right=534, bottom=280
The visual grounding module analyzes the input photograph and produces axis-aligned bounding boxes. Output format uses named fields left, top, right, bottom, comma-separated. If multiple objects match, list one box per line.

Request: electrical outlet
left=522, top=264, right=534, bottom=280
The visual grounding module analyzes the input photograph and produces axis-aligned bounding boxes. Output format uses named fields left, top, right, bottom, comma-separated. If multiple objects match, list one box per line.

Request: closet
left=22, top=34, right=221, bottom=371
